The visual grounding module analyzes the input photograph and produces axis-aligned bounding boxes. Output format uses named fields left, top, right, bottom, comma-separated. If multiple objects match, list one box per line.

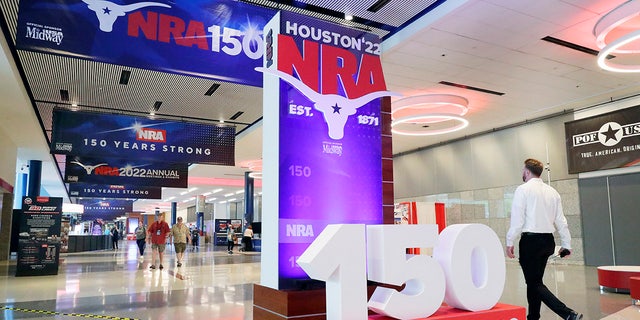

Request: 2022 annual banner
left=69, top=183, right=162, bottom=199
left=51, top=109, right=235, bottom=166
left=565, top=105, right=640, bottom=173
left=65, top=156, right=188, bottom=188
left=16, top=0, right=275, bottom=87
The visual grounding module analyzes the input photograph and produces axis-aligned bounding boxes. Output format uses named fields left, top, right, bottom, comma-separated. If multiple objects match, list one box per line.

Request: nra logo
left=286, top=224, right=314, bottom=237
left=136, top=128, right=166, bottom=143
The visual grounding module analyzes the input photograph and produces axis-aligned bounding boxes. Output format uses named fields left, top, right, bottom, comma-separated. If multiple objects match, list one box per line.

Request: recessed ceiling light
left=212, top=188, right=223, bottom=194
left=345, top=14, right=353, bottom=21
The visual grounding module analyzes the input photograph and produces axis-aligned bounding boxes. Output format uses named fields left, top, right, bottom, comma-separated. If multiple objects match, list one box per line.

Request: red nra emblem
left=136, top=128, right=166, bottom=142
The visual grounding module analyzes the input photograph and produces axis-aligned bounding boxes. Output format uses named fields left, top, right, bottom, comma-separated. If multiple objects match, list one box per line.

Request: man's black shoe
left=567, top=312, right=583, bottom=320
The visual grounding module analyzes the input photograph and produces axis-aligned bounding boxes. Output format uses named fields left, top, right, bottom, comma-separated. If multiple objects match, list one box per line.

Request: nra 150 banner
left=565, top=105, right=640, bottom=174
left=51, top=109, right=235, bottom=165
left=16, top=0, right=275, bottom=87
left=65, top=155, right=188, bottom=188
left=69, top=183, right=162, bottom=199
left=78, top=199, right=133, bottom=221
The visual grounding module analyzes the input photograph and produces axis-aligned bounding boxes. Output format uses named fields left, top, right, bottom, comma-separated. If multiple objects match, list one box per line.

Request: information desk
left=67, top=235, right=111, bottom=253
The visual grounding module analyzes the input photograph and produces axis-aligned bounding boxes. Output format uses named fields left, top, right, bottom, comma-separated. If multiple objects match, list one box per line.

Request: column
left=171, top=202, right=177, bottom=225
left=244, top=171, right=254, bottom=226
left=27, top=160, right=42, bottom=197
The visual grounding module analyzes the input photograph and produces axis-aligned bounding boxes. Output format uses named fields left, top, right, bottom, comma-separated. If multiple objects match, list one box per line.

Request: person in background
left=226, top=226, right=235, bottom=254
left=506, top=158, right=583, bottom=320
left=242, top=225, right=253, bottom=252
left=191, top=228, right=199, bottom=250
left=134, top=220, right=146, bottom=260
left=110, top=226, right=119, bottom=250
left=147, top=212, right=170, bottom=270
left=170, top=217, right=191, bottom=267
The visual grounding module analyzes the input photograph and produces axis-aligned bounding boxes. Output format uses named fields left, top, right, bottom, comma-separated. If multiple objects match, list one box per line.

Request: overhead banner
left=565, top=105, right=640, bottom=173
left=15, top=0, right=275, bottom=87
left=16, top=196, right=62, bottom=277
left=51, top=109, right=235, bottom=165
left=261, top=12, right=393, bottom=289
left=69, top=183, right=162, bottom=199
left=78, top=199, right=133, bottom=221
left=65, top=156, right=188, bottom=188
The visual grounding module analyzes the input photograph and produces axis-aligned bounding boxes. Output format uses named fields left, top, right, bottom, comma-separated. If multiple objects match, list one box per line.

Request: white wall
left=0, top=128, right=16, bottom=192
left=394, top=114, right=575, bottom=198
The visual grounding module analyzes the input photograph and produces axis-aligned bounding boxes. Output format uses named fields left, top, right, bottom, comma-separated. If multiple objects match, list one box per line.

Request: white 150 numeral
left=296, top=224, right=505, bottom=320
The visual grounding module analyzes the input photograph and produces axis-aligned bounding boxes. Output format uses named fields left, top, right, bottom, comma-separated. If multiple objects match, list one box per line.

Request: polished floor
left=0, top=241, right=636, bottom=320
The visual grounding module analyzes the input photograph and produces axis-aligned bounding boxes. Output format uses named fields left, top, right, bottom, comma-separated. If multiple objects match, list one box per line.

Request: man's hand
left=506, top=246, right=515, bottom=259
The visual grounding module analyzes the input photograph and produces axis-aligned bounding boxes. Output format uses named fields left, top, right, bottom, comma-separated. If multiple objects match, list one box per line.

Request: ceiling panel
left=2, top=0, right=640, bottom=213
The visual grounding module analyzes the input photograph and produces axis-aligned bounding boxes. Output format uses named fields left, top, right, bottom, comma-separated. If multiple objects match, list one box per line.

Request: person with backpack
left=134, top=220, right=147, bottom=260
left=110, top=226, right=119, bottom=250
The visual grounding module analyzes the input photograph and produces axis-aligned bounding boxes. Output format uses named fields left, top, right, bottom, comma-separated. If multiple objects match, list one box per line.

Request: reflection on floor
left=0, top=241, right=635, bottom=319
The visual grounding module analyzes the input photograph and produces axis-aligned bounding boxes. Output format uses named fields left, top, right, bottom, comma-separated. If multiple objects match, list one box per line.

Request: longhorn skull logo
left=70, top=161, right=108, bottom=175
left=81, top=0, right=171, bottom=32
left=256, top=67, right=400, bottom=140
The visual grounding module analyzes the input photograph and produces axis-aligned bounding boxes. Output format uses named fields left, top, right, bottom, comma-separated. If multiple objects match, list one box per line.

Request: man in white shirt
left=506, top=159, right=582, bottom=320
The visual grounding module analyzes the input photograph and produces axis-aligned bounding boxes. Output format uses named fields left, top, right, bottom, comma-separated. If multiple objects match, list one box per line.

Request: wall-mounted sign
left=16, top=196, right=62, bottom=276
left=69, top=183, right=162, bottom=199
left=77, top=199, right=133, bottom=221
left=16, top=0, right=275, bottom=87
left=261, top=12, right=394, bottom=290
left=565, top=105, right=640, bottom=173
left=51, top=109, right=235, bottom=165
left=65, top=156, right=188, bottom=188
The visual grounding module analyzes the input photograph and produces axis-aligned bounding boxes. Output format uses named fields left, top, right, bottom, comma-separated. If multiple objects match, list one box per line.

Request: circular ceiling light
left=597, top=29, right=640, bottom=72
left=392, top=94, right=468, bottom=122
left=594, top=0, right=640, bottom=53
left=594, top=1, right=640, bottom=72
left=391, top=113, right=469, bottom=136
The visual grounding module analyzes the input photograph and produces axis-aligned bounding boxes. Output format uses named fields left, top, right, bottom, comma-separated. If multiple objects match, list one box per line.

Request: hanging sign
left=16, top=196, right=63, bottom=277
left=51, top=109, right=235, bottom=165
left=15, top=0, right=275, bottom=87
left=69, top=183, right=162, bottom=199
left=77, top=199, right=133, bottom=221
left=65, top=155, right=188, bottom=188
left=565, top=105, right=640, bottom=173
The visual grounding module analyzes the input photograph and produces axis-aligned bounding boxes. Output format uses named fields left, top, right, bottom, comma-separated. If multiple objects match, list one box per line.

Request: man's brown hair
left=524, top=158, right=544, bottom=177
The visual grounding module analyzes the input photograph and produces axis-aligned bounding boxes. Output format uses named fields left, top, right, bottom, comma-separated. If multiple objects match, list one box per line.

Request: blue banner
left=78, top=199, right=133, bottom=221
left=65, top=156, right=188, bottom=188
left=69, top=183, right=162, bottom=199
left=51, top=109, right=235, bottom=165
left=16, top=0, right=275, bottom=87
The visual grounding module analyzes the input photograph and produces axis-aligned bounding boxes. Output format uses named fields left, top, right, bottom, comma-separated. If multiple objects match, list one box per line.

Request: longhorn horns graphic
left=256, top=67, right=401, bottom=140
left=82, top=0, right=171, bottom=32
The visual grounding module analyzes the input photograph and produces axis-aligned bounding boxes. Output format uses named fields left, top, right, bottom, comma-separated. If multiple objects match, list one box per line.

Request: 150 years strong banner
left=51, top=109, right=235, bottom=165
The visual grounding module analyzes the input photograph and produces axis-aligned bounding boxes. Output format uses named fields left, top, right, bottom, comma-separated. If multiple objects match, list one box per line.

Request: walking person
left=226, top=226, right=235, bottom=254
left=147, top=212, right=170, bottom=270
left=110, top=226, right=119, bottom=250
left=242, top=225, right=253, bottom=252
left=134, top=221, right=146, bottom=260
left=170, top=217, right=191, bottom=267
left=506, top=158, right=582, bottom=320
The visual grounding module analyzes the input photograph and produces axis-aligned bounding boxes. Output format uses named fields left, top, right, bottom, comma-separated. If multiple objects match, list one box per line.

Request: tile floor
left=0, top=241, right=636, bottom=319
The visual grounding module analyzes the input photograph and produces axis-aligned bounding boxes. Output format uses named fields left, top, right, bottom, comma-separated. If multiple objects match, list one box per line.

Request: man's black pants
left=519, top=233, right=572, bottom=320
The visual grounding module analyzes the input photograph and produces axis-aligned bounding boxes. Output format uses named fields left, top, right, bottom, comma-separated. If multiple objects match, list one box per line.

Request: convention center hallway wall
left=393, top=112, right=582, bottom=262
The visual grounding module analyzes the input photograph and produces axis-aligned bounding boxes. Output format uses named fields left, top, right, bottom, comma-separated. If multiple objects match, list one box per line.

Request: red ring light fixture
left=594, top=1, right=640, bottom=72
left=391, top=113, right=469, bottom=136
left=391, top=94, right=469, bottom=136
